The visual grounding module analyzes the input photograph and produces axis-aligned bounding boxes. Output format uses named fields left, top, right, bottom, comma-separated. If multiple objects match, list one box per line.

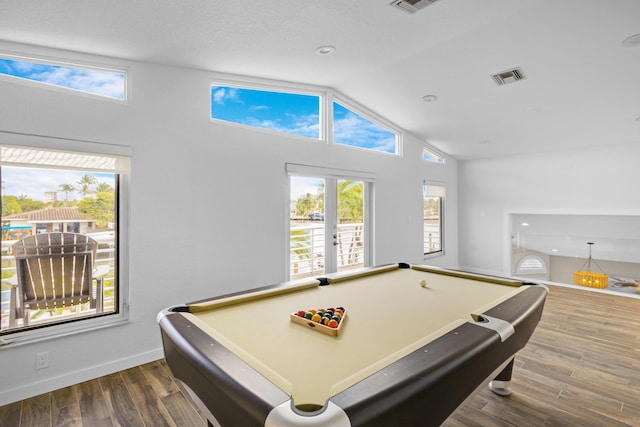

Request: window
left=210, top=80, right=402, bottom=156
left=333, top=101, right=398, bottom=154
left=423, top=183, right=445, bottom=255
left=211, top=86, right=321, bottom=139
left=0, top=134, right=130, bottom=344
left=423, top=145, right=445, bottom=164
left=515, top=255, right=547, bottom=275
left=0, top=56, right=126, bottom=100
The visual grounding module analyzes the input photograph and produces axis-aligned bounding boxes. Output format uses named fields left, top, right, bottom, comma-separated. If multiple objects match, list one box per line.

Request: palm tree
left=58, top=183, right=76, bottom=206
left=77, top=174, right=97, bottom=198
left=96, top=182, right=114, bottom=193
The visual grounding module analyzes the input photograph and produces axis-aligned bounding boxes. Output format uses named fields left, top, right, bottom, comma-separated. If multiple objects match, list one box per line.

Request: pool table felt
left=184, top=266, right=527, bottom=407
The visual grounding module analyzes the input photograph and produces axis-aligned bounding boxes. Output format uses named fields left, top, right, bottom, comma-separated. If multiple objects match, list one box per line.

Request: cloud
left=241, top=113, right=320, bottom=139
left=333, top=111, right=396, bottom=153
left=0, top=58, right=125, bottom=100
left=2, top=167, right=115, bottom=201
left=212, top=86, right=240, bottom=105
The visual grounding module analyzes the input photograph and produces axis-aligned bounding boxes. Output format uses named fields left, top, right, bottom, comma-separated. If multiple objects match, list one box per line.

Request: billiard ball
left=419, top=279, right=428, bottom=288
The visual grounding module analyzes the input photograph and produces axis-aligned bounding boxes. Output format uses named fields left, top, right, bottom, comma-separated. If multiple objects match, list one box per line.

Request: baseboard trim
left=0, top=348, right=164, bottom=406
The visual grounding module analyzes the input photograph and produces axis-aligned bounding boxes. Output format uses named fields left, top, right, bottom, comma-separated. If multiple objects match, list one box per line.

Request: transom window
left=210, top=82, right=400, bottom=155
left=211, top=86, right=321, bottom=139
left=0, top=56, right=126, bottom=100
left=333, top=101, right=398, bottom=154
left=423, top=146, right=445, bottom=164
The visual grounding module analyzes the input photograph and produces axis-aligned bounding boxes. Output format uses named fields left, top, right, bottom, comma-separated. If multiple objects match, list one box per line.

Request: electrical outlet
left=35, top=352, right=49, bottom=369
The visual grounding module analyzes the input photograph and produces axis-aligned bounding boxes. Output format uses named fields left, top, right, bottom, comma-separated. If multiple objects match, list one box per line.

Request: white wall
left=458, top=143, right=640, bottom=276
left=0, top=41, right=458, bottom=405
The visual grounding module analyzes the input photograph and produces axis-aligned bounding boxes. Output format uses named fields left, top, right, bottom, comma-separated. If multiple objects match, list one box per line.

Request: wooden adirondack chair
left=8, top=232, right=107, bottom=328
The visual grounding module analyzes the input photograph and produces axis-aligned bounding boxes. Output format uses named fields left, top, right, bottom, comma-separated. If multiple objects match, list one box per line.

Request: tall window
left=423, top=183, right=445, bottom=255
left=0, top=138, right=130, bottom=342
left=0, top=56, right=126, bottom=100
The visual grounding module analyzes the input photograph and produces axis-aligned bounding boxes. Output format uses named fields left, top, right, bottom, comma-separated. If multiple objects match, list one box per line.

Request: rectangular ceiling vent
left=491, top=67, right=527, bottom=86
left=390, top=0, right=440, bottom=14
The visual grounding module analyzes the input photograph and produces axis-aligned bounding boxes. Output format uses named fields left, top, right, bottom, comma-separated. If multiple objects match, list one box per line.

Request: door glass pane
left=290, top=177, right=325, bottom=279
left=336, top=180, right=364, bottom=273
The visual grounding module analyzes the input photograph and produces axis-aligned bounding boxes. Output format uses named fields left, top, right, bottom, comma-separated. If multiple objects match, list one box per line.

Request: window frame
left=0, top=51, right=128, bottom=102
left=0, top=131, right=130, bottom=347
left=331, top=95, right=401, bottom=155
left=423, top=182, right=445, bottom=257
left=515, top=255, right=547, bottom=276
left=209, top=76, right=403, bottom=156
left=422, top=144, right=446, bottom=164
left=210, top=78, right=325, bottom=142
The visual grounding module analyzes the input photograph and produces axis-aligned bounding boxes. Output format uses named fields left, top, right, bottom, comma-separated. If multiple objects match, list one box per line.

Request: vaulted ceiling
left=1, top=0, right=639, bottom=161
left=2, top=1, right=640, bottom=270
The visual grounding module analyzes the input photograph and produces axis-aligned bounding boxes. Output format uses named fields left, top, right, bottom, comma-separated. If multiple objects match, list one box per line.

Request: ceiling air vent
left=390, top=0, right=440, bottom=14
left=491, top=67, right=526, bottom=86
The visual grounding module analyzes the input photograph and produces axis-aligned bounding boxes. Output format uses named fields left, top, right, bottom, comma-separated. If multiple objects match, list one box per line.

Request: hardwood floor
left=2, top=284, right=639, bottom=426
left=0, top=360, right=206, bottom=427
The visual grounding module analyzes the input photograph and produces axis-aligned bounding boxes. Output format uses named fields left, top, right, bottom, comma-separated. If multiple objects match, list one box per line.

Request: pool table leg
left=489, top=358, right=514, bottom=396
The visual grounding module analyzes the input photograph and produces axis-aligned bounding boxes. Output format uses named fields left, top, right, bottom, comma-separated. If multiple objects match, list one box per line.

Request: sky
left=211, top=86, right=397, bottom=154
left=2, top=167, right=115, bottom=202
left=0, top=58, right=125, bottom=100
left=0, top=57, right=395, bottom=151
left=290, top=176, right=323, bottom=201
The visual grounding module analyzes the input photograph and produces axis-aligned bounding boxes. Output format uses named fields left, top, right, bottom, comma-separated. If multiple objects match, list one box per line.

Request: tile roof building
left=2, top=207, right=93, bottom=237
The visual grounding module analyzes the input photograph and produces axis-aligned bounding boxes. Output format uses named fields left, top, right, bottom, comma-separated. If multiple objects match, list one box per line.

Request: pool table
left=158, top=263, right=547, bottom=427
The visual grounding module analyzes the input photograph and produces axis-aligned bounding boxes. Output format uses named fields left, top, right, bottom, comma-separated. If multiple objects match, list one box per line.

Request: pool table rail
left=157, top=264, right=548, bottom=427
left=158, top=309, right=293, bottom=426
left=328, top=284, right=548, bottom=427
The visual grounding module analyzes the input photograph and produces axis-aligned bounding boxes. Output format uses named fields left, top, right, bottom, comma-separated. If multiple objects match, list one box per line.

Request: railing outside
left=290, top=223, right=364, bottom=278
left=424, top=218, right=442, bottom=254
left=1, top=238, right=117, bottom=330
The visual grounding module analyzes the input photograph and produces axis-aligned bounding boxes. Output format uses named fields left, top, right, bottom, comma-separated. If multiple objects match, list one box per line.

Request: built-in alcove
left=508, top=212, right=640, bottom=297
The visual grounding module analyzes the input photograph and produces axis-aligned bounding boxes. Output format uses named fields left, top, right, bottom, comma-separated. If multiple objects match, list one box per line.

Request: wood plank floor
left=2, top=284, right=639, bottom=426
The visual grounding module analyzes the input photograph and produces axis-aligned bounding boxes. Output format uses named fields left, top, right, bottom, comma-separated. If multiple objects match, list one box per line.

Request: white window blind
left=286, top=163, right=375, bottom=182
left=0, top=132, right=131, bottom=173
left=424, top=183, right=446, bottom=198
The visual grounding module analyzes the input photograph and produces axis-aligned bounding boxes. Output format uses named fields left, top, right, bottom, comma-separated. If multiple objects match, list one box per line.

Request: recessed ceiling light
left=521, top=222, right=529, bottom=226
left=315, top=45, right=336, bottom=55
left=622, top=33, right=640, bottom=47
left=422, top=94, right=438, bottom=102
left=551, top=249, right=558, bottom=252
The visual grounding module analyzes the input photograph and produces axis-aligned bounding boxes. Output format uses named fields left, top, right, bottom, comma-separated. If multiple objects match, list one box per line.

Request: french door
left=287, top=164, right=373, bottom=279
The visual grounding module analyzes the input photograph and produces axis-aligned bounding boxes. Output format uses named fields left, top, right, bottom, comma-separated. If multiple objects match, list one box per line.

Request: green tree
left=295, top=193, right=315, bottom=217
left=77, top=174, right=97, bottom=198
left=58, top=183, right=76, bottom=206
left=16, top=196, right=46, bottom=212
left=77, top=192, right=115, bottom=229
left=423, top=197, right=440, bottom=218
left=96, top=182, right=114, bottom=193
left=336, top=181, right=364, bottom=266
left=2, top=195, right=22, bottom=216
left=337, top=181, right=363, bottom=223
